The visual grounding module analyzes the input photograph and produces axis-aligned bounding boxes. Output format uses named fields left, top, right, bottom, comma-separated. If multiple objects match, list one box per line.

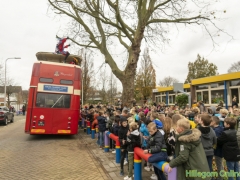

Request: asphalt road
left=0, top=115, right=110, bottom=180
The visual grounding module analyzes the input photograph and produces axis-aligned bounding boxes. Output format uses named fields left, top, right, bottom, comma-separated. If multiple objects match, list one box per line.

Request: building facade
left=152, top=72, right=240, bottom=108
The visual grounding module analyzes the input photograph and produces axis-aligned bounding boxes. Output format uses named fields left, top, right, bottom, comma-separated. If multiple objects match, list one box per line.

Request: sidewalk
left=80, top=129, right=154, bottom=180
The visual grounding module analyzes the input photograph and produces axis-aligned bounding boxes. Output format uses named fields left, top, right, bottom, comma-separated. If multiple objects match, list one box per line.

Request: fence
left=134, top=147, right=176, bottom=180
left=103, top=130, right=177, bottom=180
left=80, top=120, right=177, bottom=180
left=105, top=131, right=121, bottom=163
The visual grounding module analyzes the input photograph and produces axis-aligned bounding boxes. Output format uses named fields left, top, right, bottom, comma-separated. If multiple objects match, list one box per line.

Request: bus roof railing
left=36, top=52, right=82, bottom=66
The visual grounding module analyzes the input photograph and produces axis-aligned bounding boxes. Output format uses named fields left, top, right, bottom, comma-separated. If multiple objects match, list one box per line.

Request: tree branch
left=106, top=0, right=134, bottom=42
left=154, top=0, right=172, bottom=11
left=147, top=15, right=209, bottom=25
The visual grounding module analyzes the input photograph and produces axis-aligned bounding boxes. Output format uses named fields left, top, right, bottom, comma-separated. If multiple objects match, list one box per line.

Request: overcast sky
left=1, top=0, right=240, bottom=90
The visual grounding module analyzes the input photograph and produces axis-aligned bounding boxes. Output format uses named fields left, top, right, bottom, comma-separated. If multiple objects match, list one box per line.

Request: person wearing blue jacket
left=140, top=115, right=152, bottom=172
left=97, top=111, right=107, bottom=149
left=150, top=112, right=164, bottom=136
left=211, top=116, right=224, bottom=180
left=140, top=117, right=150, bottom=149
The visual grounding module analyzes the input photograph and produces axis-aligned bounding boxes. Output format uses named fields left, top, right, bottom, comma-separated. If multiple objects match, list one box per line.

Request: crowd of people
left=81, top=101, right=240, bottom=180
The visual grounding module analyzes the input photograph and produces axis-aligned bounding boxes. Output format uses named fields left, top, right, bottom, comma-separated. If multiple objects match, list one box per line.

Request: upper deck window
left=39, top=78, right=53, bottom=83
left=60, top=80, right=73, bottom=85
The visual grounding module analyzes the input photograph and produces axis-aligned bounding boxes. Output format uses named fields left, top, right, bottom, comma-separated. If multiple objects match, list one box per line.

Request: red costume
left=55, top=37, right=70, bottom=63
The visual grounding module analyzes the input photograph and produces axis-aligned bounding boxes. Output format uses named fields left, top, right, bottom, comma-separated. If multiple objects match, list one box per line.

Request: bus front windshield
left=36, top=93, right=71, bottom=108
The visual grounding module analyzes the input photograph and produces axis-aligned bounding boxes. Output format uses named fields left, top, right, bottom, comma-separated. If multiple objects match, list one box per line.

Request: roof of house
left=0, top=86, right=22, bottom=93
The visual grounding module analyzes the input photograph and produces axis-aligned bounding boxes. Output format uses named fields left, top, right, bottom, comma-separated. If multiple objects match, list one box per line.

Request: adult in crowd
left=22, top=104, right=26, bottom=116
left=232, top=96, right=239, bottom=108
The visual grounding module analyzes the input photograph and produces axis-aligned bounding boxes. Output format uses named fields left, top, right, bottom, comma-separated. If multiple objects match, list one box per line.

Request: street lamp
left=4, top=57, right=21, bottom=106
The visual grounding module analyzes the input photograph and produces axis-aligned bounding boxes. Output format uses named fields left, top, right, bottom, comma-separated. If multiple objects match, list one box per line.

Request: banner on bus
left=37, top=83, right=73, bottom=94
left=44, top=85, right=68, bottom=92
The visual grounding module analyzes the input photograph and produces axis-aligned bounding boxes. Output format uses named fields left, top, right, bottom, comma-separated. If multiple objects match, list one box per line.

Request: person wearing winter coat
left=111, top=115, right=121, bottom=153
left=167, top=114, right=182, bottom=158
left=124, top=122, right=141, bottom=180
left=198, top=114, right=217, bottom=172
left=140, top=118, right=150, bottom=149
left=139, top=115, right=152, bottom=172
left=118, top=117, right=129, bottom=176
left=211, top=116, right=224, bottom=180
left=144, top=122, right=168, bottom=180
left=97, top=111, right=107, bottom=148
left=217, top=117, right=240, bottom=180
left=92, top=113, right=99, bottom=145
left=168, top=118, right=210, bottom=180
left=113, top=116, right=120, bottom=135
left=144, top=106, right=149, bottom=116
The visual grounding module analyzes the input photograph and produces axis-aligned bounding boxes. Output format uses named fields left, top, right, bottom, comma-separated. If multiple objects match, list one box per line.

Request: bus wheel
left=4, top=117, right=8, bottom=126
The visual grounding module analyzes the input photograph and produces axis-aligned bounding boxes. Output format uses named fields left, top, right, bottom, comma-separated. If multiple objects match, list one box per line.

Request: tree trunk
left=120, top=63, right=137, bottom=108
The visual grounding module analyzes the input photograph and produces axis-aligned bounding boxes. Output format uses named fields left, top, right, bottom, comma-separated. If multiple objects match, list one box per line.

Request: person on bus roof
left=55, top=36, right=70, bottom=63
left=70, top=57, right=78, bottom=65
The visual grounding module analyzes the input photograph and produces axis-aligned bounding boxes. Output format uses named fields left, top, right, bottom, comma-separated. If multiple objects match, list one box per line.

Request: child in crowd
left=163, top=117, right=171, bottom=142
left=140, top=114, right=150, bottom=150
left=211, top=116, right=224, bottom=180
left=158, top=114, right=165, bottom=123
left=150, top=112, right=163, bottom=133
left=168, top=119, right=210, bottom=179
left=118, top=117, right=129, bottom=176
left=219, top=109, right=229, bottom=127
left=97, top=111, right=107, bottom=149
left=217, top=117, right=240, bottom=180
left=111, top=115, right=121, bottom=153
left=124, top=122, right=141, bottom=180
left=140, top=114, right=152, bottom=172
left=194, top=114, right=202, bottom=129
left=92, top=113, right=99, bottom=145
left=231, top=108, right=240, bottom=129
left=198, top=114, right=217, bottom=172
left=105, top=112, right=112, bottom=131
left=167, top=114, right=181, bottom=160
left=138, top=111, right=145, bottom=127
left=167, top=112, right=174, bottom=119
left=144, top=122, right=167, bottom=180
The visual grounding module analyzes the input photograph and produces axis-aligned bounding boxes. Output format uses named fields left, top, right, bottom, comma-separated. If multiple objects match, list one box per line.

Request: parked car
left=0, top=106, right=14, bottom=125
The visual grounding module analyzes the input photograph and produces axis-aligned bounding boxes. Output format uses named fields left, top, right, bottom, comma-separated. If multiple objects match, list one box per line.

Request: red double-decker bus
left=25, top=52, right=82, bottom=135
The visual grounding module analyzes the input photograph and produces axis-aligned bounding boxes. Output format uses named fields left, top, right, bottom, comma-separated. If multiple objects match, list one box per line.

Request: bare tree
left=135, top=48, right=156, bottom=101
left=98, top=67, right=109, bottom=103
left=48, top=0, right=227, bottom=107
left=86, top=86, right=97, bottom=104
left=79, top=49, right=95, bottom=104
left=5, top=85, right=21, bottom=107
left=158, top=76, right=179, bottom=87
left=22, top=90, right=29, bottom=104
left=107, top=72, right=118, bottom=105
left=228, top=61, right=240, bottom=73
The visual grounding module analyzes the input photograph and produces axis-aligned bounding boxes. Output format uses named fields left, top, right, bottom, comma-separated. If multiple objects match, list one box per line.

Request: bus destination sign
left=43, top=85, right=68, bottom=92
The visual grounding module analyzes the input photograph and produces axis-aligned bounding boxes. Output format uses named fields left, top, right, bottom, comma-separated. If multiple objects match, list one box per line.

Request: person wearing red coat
left=55, top=36, right=70, bottom=63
